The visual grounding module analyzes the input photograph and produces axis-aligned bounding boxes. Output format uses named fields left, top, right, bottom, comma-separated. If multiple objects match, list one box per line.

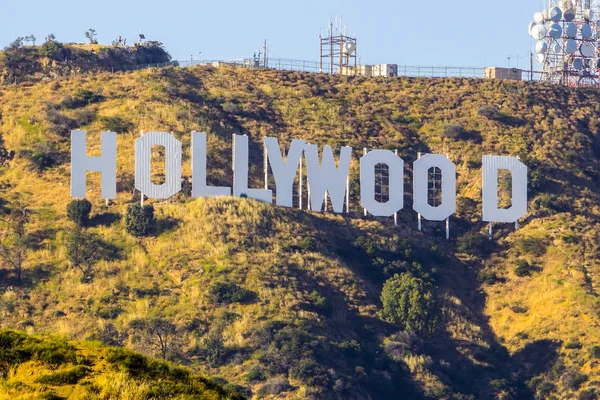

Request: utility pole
left=530, top=52, right=534, bottom=81
left=263, top=40, right=268, bottom=68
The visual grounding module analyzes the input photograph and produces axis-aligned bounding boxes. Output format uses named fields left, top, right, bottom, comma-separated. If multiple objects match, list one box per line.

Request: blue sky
left=3, top=0, right=543, bottom=68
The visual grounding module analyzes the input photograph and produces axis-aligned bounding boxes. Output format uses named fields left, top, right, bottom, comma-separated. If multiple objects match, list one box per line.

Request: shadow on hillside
left=89, top=212, right=121, bottom=228
left=283, top=258, right=425, bottom=399
left=280, top=209, right=559, bottom=399
left=0, top=264, right=52, bottom=289
left=153, top=217, right=182, bottom=236
left=25, top=229, right=58, bottom=250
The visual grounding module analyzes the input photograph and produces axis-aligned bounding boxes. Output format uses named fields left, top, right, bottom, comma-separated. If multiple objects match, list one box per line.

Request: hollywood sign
left=71, top=130, right=527, bottom=224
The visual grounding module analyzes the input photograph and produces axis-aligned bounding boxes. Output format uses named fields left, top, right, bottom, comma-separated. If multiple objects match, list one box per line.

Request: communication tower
left=529, top=0, right=600, bottom=86
left=319, top=17, right=357, bottom=75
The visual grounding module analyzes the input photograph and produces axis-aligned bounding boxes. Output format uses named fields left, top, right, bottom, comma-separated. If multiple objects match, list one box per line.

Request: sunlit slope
left=0, top=65, right=598, bottom=399
left=0, top=329, right=243, bottom=400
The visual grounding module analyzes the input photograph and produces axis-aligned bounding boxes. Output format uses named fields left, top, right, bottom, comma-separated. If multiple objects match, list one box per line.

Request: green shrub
left=309, top=290, right=328, bottom=310
left=457, top=232, right=494, bottom=257
left=223, top=383, right=252, bottom=398
left=20, top=142, right=65, bottom=172
left=257, top=377, right=292, bottom=396
left=39, top=39, right=66, bottom=60
left=245, top=365, right=267, bottom=383
left=66, top=199, right=92, bottom=226
left=380, top=272, right=439, bottom=335
left=478, top=106, right=501, bottom=120
left=516, top=236, right=548, bottom=257
left=289, top=358, right=329, bottom=386
left=514, top=259, right=534, bottom=277
left=62, top=89, right=103, bottom=109
left=564, top=340, right=582, bottom=350
left=565, top=371, right=588, bottom=390
left=208, top=282, right=252, bottom=305
left=477, top=269, right=498, bottom=285
left=202, top=330, right=225, bottom=367
left=301, top=236, right=317, bottom=252
left=0, top=330, right=77, bottom=377
left=35, top=365, right=90, bottom=385
left=442, top=123, right=467, bottom=139
left=589, top=345, right=600, bottom=358
left=125, top=204, right=155, bottom=236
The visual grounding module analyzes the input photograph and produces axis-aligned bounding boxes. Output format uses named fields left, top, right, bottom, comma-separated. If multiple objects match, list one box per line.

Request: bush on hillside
left=257, top=377, right=293, bottom=396
left=62, top=89, right=103, bottom=109
left=478, top=106, right=502, bottom=120
left=125, top=204, right=155, bottom=236
left=514, top=259, right=534, bottom=277
left=208, top=282, right=252, bottom=305
left=245, top=365, right=268, bottom=383
left=442, top=124, right=467, bottom=139
left=380, top=272, right=439, bottom=335
left=457, top=232, right=494, bottom=257
left=20, top=142, right=65, bottom=172
left=289, top=358, right=329, bottom=387
left=66, top=199, right=92, bottom=226
left=202, top=330, right=225, bottom=367
left=477, top=269, right=499, bottom=285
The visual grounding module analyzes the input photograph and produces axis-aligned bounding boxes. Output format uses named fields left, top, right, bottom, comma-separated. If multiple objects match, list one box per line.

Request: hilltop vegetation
left=0, top=329, right=243, bottom=399
left=0, top=36, right=170, bottom=84
left=0, top=63, right=598, bottom=399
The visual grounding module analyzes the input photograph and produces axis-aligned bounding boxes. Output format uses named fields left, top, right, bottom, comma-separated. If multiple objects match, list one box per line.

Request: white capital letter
left=192, top=132, right=231, bottom=197
left=264, top=137, right=305, bottom=207
left=135, top=132, right=182, bottom=199
left=482, top=156, right=527, bottom=223
left=304, top=144, right=352, bottom=213
left=71, top=130, right=117, bottom=199
left=233, top=134, right=272, bottom=202
left=413, top=154, right=456, bottom=221
left=360, top=150, right=404, bottom=217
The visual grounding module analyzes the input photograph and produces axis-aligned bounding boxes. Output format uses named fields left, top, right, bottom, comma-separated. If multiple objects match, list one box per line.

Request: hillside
left=0, top=329, right=244, bottom=399
left=0, top=65, right=598, bottom=399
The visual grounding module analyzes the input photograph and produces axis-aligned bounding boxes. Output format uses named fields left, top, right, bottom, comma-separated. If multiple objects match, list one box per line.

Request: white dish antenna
left=343, top=41, right=356, bottom=54
left=537, top=54, right=546, bottom=63
left=581, top=24, right=593, bottom=39
left=531, top=24, right=547, bottom=40
left=573, top=57, right=584, bottom=69
left=536, top=41, right=549, bottom=54
left=581, top=42, right=595, bottom=57
left=528, top=22, right=537, bottom=35
left=534, top=12, right=545, bottom=23
left=584, top=9, right=593, bottom=21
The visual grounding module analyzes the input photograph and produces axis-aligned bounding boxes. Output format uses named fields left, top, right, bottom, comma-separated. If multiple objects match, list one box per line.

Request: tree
left=24, top=35, right=36, bottom=46
left=0, top=207, right=29, bottom=281
left=6, top=37, right=24, bottom=50
left=202, top=329, right=225, bottom=367
left=129, top=318, right=177, bottom=360
left=66, top=199, right=92, bottom=226
left=380, top=272, right=439, bottom=336
left=65, top=227, right=102, bottom=281
left=125, top=204, right=155, bottom=236
left=84, top=29, right=98, bottom=44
